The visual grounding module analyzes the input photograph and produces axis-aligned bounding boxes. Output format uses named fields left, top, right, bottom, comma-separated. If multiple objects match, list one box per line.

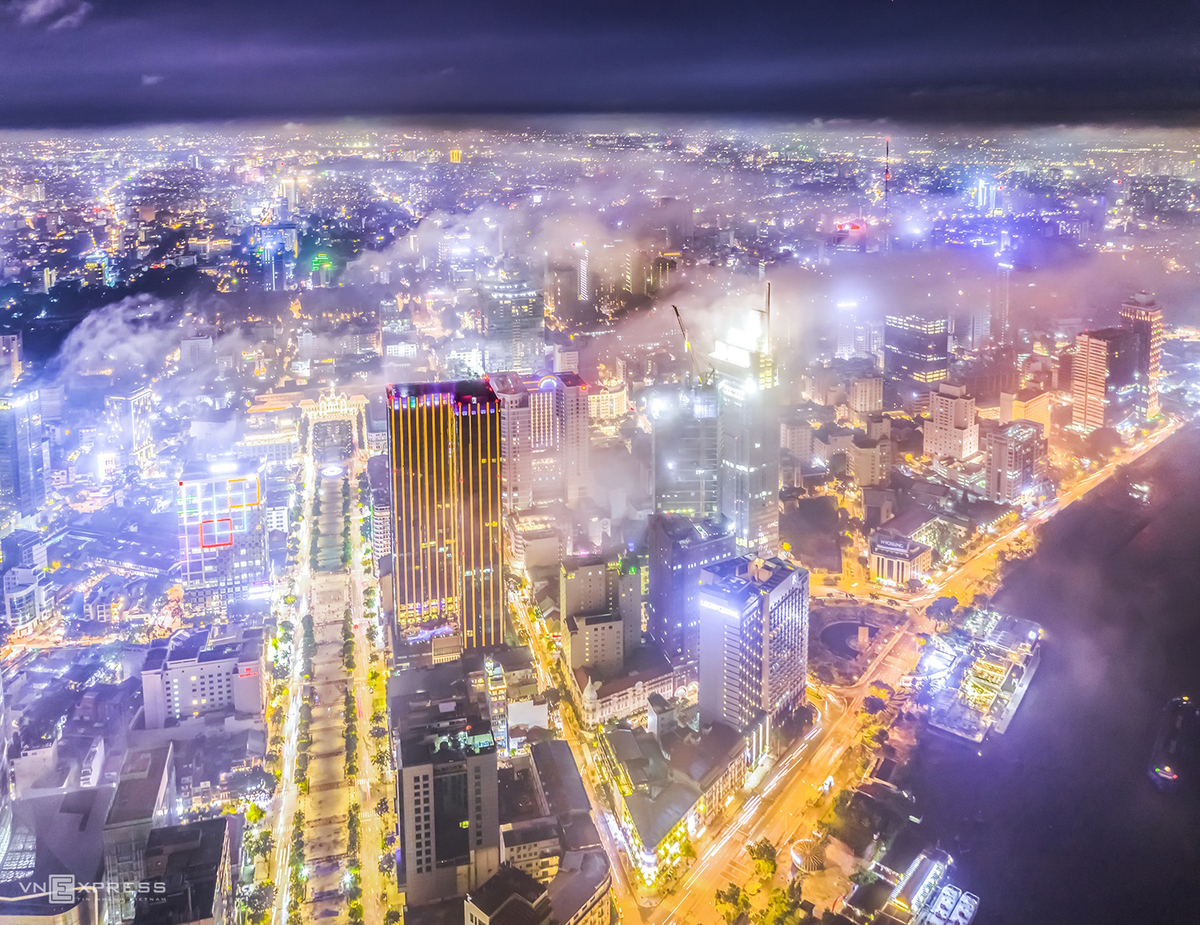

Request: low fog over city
left=0, top=119, right=1196, bottom=925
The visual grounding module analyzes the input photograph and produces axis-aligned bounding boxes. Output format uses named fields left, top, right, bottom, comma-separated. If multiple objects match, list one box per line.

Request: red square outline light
left=199, top=518, right=235, bottom=548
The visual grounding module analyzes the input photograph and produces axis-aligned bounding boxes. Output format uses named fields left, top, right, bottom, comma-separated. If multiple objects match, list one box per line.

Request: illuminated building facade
left=985, top=421, right=1046, bottom=505
left=711, top=312, right=779, bottom=554
left=493, top=372, right=589, bottom=512
left=387, top=380, right=503, bottom=654
left=0, top=390, right=46, bottom=520
left=697, top=577, right=761, bottom=730
left=544, top=263, right=578, bottom=315
left=577, top=248, right=590, bottom=302
left=480, top=271, right=546, bottom=374
left=646, top=514, right=736, bottom=666
left=848, top=376, right=884, bottom=424
left=884, top=312, right=950, bottom=393
left=0, top=333, right=23, bottom=388
left=698, top=556, right=810, bottom=728
left=1071, top=328, right=1142, bottom=434
left=1118, top=292, right=1164, bottom=419
left=140, top=622, right=266, bottom=728
left=999, top=387, right=1051, bottom=433
left=178, top=459, right=270, bottom=618
left=106, top=386, right=154, bottom=472
left=924, top=382, right=979, bottom=461
left=869, top=531, right=932, bottom=587
left=393, top=663, right=501, bottom=907
left=650, top=380, right=721, bottom=520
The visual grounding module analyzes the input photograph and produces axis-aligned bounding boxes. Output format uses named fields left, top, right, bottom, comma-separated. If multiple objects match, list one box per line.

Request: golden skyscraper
left=387, top=380, right=502, bottom=657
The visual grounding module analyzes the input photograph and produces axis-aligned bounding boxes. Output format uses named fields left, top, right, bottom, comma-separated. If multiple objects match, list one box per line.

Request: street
left=510, top=417, right=1184, bottom=923
left=271, top=417, right=393, bottom=925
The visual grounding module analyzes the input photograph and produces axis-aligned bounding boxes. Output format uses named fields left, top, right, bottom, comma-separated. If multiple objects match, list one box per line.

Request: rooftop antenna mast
left=884, top=137, right=891, bottom=255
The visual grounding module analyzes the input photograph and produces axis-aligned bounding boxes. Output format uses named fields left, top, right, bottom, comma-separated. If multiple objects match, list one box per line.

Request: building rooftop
left=530, top=740, right=590, bottom=819
left=663, top=720, right=745, bottom=793
left=389, top=663, right=496, bottom=766
left=467, top=864, right=549, bottom=925
left=386, top=379, right=499, bottom=408
left=547, top=850, right=610, bottom=925
left=0, top=787, right=115, bottom=914
left=577, top=645, right=673, bottom=699
left=134, top=817, right=232, bottom=925
left=498, top=765, right=547, bottom=827
left=879, top=507, right=938, bottom=539
left=501, top=818, right=560, bottom=847
left=652, top=513, right=731, bottom=546
left=870, top=532, right=931, bottom=563
left=623, top=780, right=700, bottom=852
left=145, top=623, right=264, bottom=675
left=106, top=744, right=172, bottom=827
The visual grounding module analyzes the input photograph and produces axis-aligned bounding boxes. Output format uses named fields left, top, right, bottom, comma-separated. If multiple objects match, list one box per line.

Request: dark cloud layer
left=1, top=0, right=1197, bottom=127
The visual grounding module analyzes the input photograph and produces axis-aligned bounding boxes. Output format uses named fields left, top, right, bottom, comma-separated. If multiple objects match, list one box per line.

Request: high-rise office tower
left=0, top=390, right=46, bottom=520
left=0, top=333, right=23, bottom=388
left=834, top=301, right=861, bottom=360
left=279, top=176, right=298, bottom=216
left=711, top=309, right=779, bottom=554
left=834, top=302, right=883, bottom=361
left=650, top=380, right=721, bottom=520
left=651, top=255, right=677, bottom=293
left=543, top=263, right=578, bottom=315
left=985, top=421, right=1046, bottom=504
left=178, top=458, right=270, bottom=618
left=1118, top=292, right=1164, bottom=419
left=387, top=381, right=503, bottom=653
left=106, top=386, right=154, bottom=472
left=698, top=556, right=810, bottom=729
left=923, top=382, right=979, bottom=461
left=952, top=305, right=991, bottom=352
left=647, top=514, right=736, bottom=666
left=884, top=312, right=950, bottom=390
left=623, top=250, right=651, bottom=297
left=576, top=248, right=590, bottom=302
left=480, top=271, right=546, bottom=374
left=1071, top=328, right=1142, bottom=434
left=493, top=372, right=589, bottom=512
left=995, top=262, right=1013, bottom=346
left=392, top=664, right=501, bottom=907
left=697, top=577, right=762, bottom=730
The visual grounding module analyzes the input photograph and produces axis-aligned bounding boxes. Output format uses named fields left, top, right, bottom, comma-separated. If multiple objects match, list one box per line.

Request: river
left=903, top=425, right=1200, bottom=924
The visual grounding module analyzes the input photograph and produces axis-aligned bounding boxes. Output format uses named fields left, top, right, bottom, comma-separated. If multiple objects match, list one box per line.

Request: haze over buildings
left=0, top=117, right=1193, bottom=925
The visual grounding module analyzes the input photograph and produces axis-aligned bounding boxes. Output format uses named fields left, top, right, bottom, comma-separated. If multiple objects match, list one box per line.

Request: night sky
left=1, top=0, right=1197, bottom=128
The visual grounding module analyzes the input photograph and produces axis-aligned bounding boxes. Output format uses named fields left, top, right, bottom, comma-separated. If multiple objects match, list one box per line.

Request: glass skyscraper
left=0, top=390, right=45, bottom=521
left=479, top=270, right=545, bottom=374
left=884, top=312, right=951, bottom=386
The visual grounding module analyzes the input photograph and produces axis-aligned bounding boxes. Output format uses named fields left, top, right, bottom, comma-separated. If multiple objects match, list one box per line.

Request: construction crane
left=673, top=305, right=713, bottom=382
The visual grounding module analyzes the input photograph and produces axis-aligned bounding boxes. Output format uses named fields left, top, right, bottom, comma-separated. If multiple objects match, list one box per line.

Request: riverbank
left=902, top=425, right=1200, bottom=925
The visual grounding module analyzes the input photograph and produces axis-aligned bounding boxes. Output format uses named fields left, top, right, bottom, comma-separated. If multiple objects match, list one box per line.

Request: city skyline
left=0, top=116, right=1194, bottom=925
